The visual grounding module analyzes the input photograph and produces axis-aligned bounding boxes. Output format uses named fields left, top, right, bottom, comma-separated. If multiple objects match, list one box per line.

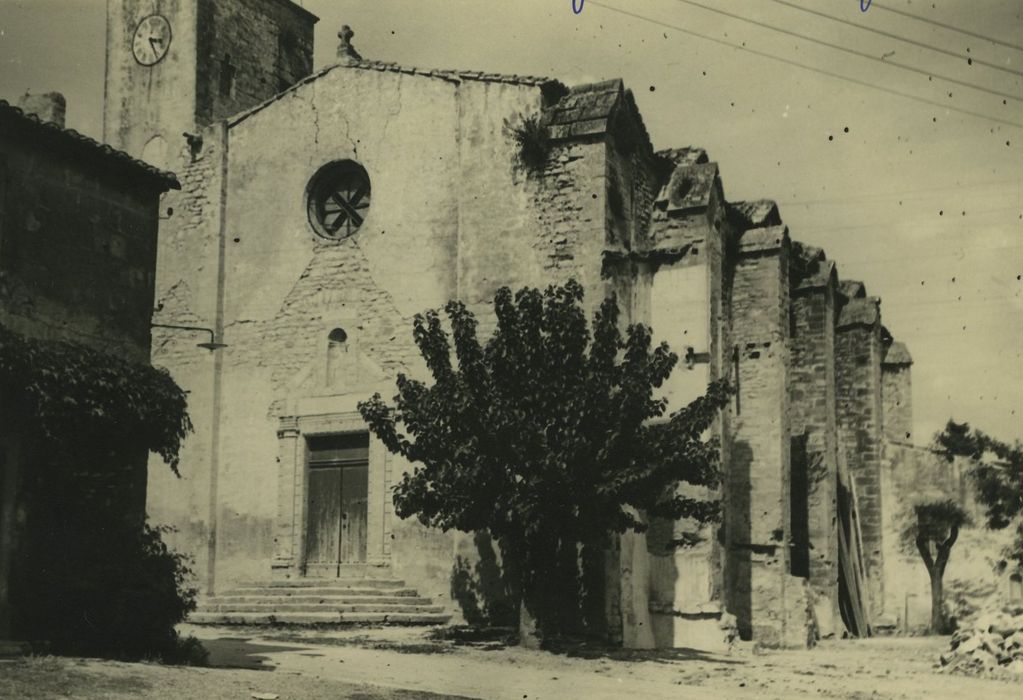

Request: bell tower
left=103, top=0, right=317, bottom=168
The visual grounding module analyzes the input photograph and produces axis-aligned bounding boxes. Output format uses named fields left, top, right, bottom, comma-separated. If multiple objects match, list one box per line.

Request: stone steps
left=188, top=611, right=451, bottom=625
left=211, top=594, right=431, bottom=606
left=235, top=577, right=406, bottom=588
left=202, top=602, right=445, bottom=614
left=225, top=586, right=420, bottom=598
left=190, top=576, right=449, bottom=626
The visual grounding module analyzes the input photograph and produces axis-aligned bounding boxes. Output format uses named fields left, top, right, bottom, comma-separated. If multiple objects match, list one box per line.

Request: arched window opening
left=1010, top=572, right=1023, bottom=601
left=327, top=328, right=350, bottom=388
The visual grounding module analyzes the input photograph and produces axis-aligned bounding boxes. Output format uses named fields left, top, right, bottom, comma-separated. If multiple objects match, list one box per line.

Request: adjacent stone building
left=0, top=94, right=178, bottom=638
left=101, top=0, right=936, bottom=647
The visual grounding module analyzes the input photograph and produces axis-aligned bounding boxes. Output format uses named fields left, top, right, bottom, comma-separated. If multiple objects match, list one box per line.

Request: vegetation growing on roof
left=504, top=112, right=551, bottom=173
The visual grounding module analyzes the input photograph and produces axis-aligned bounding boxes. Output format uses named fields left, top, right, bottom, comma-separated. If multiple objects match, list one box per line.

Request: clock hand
left=149, top=37, right=163, bottom=52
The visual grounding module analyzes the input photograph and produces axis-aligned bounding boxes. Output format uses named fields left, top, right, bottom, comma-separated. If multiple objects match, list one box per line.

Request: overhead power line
left=586, top=2, right=1023, bottom=129
left=674, top=0, right=1023, bottom=101
left=871, top=0, right=1023, bottom=53
left=766, top=0, right=1023, bottom=79
left=783, top=179, right=1023, bottom=206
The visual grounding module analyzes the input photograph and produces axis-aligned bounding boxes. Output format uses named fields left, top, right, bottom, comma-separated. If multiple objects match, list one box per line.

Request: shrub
left=14, top=516, right=205, bottom=664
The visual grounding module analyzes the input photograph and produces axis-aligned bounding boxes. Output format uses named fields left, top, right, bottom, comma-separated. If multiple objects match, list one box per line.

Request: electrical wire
left=769, top=0, right=1023, bottom=77
left=586, top=1, right=1023, bottom=129
left=870, top=0, right=1023, bottom=54
left=673, top=0, right=1023, bottom=101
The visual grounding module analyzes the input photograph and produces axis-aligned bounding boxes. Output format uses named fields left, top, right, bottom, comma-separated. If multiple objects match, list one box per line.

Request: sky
left=0, top=0, right=1021, bottom=444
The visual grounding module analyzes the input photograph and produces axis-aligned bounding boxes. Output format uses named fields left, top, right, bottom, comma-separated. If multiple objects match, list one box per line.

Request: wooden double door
left=305, top=434, right=368, bottom=572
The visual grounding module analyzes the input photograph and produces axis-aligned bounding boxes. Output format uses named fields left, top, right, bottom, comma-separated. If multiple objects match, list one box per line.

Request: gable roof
left=738, top=224, right=788, bottom=254
left=655, top=162, right=720, bottom=214
left=731, top=199, right=781, bottom=230
left=837, top=297, right=880, bottom=329
left=883, top=341, right=913, bottom=366
left=543, top=79, right=653, bottom=154
left=839, top=280, right=867, bottom=299
left=0, top=100, right=179, bottom=190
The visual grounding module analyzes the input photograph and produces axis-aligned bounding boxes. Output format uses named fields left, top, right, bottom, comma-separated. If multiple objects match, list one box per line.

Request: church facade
left=103, top=0, right=941, bottom=648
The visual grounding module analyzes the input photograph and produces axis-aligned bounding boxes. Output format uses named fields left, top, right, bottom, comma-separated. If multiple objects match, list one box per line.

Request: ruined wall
left=835, top=297, right=886, bottom=620
left=789, top=259, right=841, bottom=636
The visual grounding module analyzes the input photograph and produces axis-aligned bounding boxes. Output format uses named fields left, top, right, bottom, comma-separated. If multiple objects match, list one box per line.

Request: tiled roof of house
left=0, top=100, right=179, bottom=189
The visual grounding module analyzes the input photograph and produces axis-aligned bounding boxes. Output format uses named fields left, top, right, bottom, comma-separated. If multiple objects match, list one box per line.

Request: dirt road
left=185, top=624, right=1023, bottom=700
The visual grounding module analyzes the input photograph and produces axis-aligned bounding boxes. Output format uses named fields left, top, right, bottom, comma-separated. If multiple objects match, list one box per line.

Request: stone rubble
left=938, top=605, right=1023, bottom=677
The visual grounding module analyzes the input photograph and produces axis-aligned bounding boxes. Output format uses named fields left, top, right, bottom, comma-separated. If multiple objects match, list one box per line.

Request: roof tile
left=0, top=100, right=179, bottom=189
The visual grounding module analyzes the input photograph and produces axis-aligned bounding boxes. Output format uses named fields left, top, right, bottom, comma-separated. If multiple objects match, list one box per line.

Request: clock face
left=132, top=15, right=172, bottom=66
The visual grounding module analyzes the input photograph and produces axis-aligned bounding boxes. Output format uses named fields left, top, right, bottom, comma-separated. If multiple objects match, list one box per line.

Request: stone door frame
left=272, top=411, right=389, bottom=579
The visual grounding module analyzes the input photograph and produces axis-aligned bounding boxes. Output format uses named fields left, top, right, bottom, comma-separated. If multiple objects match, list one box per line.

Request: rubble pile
left=938, top=606, right=1023, bottom=677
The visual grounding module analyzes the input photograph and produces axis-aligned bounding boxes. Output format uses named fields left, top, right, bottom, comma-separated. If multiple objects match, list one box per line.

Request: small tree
left=935, top=420, right=1023, bottom=569
left=901, top=499, right=971, bottom=634
left=359, top=280, right=731, bottom=646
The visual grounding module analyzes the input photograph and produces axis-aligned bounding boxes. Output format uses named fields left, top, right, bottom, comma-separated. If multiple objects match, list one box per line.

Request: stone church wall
left=835, top=299, right=886, bottom=620
left=147, top=65, right=564, bottom=606
left=789, top=264, right=841, bottom=636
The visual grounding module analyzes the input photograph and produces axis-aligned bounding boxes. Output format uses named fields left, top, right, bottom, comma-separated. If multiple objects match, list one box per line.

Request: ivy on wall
left=0, top=323, right=192, bottom=474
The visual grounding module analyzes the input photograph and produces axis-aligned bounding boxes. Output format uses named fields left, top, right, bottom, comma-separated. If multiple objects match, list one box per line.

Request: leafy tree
left=359, top=280, right=731, bottom=645
left=901, top=499, right=971, bottom=634
left=935, top=420, right=1023, bottom=568
left=0, top=323, right=199, bottom=661
left=934, top=419, right=983, bottom=463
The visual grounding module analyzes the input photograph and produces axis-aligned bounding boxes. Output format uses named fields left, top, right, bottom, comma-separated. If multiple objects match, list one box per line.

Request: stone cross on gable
left=337, top=24, right=362, bottom=64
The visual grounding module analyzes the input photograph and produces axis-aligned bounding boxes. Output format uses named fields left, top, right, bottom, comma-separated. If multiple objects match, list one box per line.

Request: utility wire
left=586, top=2, right=1023, bottom=129
left=871, top=0, right=1023, bottom=54
left=585, top=2, right=1023, bottom=129
left=778, top=178, right=1023, bottom=205
left=766, top=0, right=1023, bottom=78
left=674, top=0, right=1023, bottom=101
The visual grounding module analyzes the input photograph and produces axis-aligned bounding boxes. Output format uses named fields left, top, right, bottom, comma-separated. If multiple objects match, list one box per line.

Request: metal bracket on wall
left=150, top=322, right=227, bottom=351
left=684, top=346, right=711, bottom=369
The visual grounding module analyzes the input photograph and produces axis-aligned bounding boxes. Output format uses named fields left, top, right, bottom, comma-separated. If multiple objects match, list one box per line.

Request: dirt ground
left=3, top=624, right=1022, bottom=700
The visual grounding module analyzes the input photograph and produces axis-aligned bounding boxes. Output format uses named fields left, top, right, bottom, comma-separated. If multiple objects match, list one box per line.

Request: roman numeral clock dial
left=132, top=15, right=172, bottom=66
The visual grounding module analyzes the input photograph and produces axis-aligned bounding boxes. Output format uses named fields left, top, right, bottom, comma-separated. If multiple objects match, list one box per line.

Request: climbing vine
left=0, top=323, right=192, bottom=474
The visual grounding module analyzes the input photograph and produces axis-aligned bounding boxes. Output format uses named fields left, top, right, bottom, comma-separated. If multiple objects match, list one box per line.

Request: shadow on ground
left=198, top=634, right=313, bottom=670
